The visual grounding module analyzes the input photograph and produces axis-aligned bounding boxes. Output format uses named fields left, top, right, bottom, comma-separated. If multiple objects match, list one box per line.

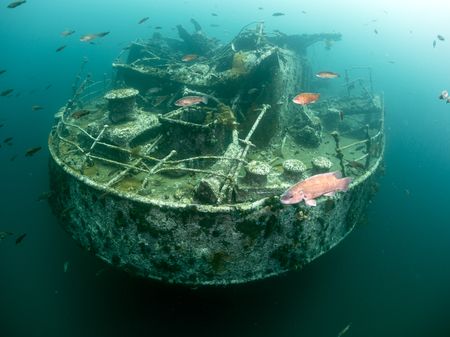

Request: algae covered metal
left=48, top=21, right=384, bottom=285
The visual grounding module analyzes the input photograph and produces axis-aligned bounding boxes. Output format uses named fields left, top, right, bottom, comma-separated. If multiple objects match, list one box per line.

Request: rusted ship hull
left=48, top=139, right=383, bottom=285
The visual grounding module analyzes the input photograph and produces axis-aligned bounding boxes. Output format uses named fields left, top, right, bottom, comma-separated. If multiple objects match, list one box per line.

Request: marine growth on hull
left=50, top=21, right=384, bottom=207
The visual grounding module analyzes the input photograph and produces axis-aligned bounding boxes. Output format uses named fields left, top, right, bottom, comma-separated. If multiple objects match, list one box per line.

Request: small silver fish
left=15, top=233, right=27, bottom=245
left=337, top=323, right=351, bottom=337
left=138, top=17, right=149, bottom=24
left=60, top=30, right=75, bottom=37
left=7, top=0, right=26, bottom=9
left=55, top=45, right=67, bottom=52
left=0, top=89, right=14, bottom=96
left=80, top=31, right=110, bottom=42
left=439, top=90, right=449, bottom=100
left=25, top=146, right=42, bottom=157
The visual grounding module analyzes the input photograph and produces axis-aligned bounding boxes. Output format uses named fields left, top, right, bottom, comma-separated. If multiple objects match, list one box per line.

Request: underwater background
left=1, top=0, right=450, bottom=336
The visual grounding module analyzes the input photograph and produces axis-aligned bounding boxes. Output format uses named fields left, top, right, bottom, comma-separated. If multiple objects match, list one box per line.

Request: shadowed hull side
left=48, top=138, right=383, bottom=286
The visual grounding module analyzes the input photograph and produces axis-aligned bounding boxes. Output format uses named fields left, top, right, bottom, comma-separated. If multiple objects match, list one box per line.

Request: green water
left=1, top=1, right=450, bottom=336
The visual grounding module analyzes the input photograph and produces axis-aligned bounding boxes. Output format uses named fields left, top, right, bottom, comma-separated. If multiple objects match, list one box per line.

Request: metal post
left=331, top=131, right=346, bottom=176
left=364, top=125, right=371, bottom=169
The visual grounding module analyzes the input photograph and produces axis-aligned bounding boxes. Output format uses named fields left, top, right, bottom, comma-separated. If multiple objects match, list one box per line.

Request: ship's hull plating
left=48, top=142, right=382, bottom=285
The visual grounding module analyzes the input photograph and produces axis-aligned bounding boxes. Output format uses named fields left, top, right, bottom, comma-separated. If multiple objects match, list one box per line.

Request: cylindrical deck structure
left=48, top=134, right=383, bottom=285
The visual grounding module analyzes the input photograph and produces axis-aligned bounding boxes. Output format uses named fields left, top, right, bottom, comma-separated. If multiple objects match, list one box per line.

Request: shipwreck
left=48, top=20, right=385, bottom=285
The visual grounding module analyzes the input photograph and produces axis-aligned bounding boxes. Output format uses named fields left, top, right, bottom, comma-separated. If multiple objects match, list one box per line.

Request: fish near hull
left=292, top=93, right=320, bottom=105
left=280, top=171, right=351, bottom=206
left=174, top=95, right=208, bottom=107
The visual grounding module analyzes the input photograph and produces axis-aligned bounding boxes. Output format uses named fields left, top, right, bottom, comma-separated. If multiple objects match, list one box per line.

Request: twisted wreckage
left=48, top=20, right=384, bottom=285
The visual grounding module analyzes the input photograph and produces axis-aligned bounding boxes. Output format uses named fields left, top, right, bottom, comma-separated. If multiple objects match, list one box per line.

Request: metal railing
left=54, top=80, right=270, bottom=200
left=331, top=94, right=384, bottom=176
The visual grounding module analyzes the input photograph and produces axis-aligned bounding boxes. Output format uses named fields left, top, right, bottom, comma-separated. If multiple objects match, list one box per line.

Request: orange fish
left=316, top=71, right=340, bottom=79
left=174, top=95, right=208, bottom=107
left=181, top=54, right=198, bottom=62
left=292, top=92, right=320, bottom=105
left=280, top=171, right=351, bottom=206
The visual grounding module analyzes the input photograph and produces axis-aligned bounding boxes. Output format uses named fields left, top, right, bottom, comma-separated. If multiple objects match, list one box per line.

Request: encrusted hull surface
left=48, top=144, right=382, bottom=286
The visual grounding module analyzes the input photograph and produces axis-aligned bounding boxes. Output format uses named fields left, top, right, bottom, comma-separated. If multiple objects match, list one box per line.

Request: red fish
left=316, top=71, right=340, bottom=79
left=292, top=92, right=320, bottom=105
left=280, top=171, right=351, bottom=206
left=181, top=54, right=198, bottom=62
left=174, top=95, right=208, bottom=107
